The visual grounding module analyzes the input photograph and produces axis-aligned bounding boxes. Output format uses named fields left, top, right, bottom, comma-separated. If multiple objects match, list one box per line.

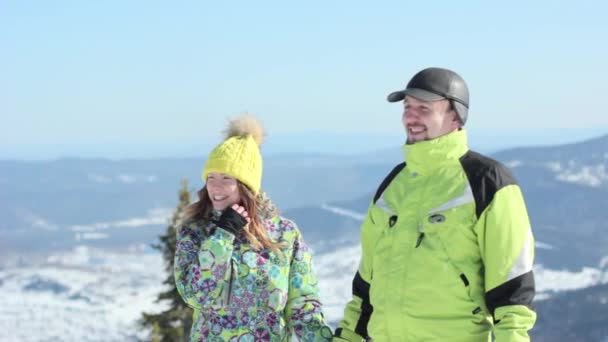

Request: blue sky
left=2, top=1, right=607, bottom=159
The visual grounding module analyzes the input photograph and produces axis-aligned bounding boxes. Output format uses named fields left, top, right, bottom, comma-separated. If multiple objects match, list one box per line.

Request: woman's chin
left=211, top=202, right=229, bottom=211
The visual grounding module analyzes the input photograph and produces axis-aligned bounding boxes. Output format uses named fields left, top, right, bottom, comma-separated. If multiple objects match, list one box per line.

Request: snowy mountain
left=493, top=135, right=608, bottom=270
left=531, top=282, right=608, bottom=341
left=298, top=135, right=608, bottom=271
left=1, top=244, right=606, bottom=341
left=0, top=246, right=167, bottom=342
left=0, top=156, right=394, bottom=256
left=494, top=133, right=608, bottom=189
left=1, top=133, right=608, bottom=341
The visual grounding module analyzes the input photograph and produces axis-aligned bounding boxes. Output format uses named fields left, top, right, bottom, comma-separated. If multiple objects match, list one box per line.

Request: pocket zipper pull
left=415, top=223, right=425, bottom=248
left=415, top=232, right=425, bottom=248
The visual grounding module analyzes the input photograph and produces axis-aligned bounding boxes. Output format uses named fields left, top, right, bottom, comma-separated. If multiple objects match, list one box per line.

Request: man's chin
left=406, top=135, right=428, bottom=144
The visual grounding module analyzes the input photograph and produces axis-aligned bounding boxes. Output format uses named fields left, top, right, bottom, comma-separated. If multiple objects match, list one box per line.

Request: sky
left=2, top=0, right=608, bottom=159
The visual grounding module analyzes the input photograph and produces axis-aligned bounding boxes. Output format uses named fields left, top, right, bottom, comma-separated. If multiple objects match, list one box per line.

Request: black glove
left=215, top=206, right=248, bottom=235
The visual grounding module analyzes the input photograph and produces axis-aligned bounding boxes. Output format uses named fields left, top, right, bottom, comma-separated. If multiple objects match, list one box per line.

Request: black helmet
left=387, top=67, right=470, bottom=124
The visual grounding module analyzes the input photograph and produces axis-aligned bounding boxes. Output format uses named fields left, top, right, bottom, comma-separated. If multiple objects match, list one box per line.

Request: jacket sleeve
left=475, top=184, right=537, bottom=342
left=174, top=223, right=236, bottom=310
left=334, top=204, right=376, bottom=342
left=283, top=220, right=333, bottom=342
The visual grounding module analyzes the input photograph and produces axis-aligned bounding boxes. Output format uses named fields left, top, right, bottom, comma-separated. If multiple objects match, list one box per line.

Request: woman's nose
left=207, top=181, right=219, bottom=191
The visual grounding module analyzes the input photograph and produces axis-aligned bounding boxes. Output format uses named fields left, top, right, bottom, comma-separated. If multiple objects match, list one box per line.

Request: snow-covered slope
left=316, top=245, right=608, bottom=317
left=2, top=244, right=605, bottom=342
left=0, top=246, right=167, bottom=342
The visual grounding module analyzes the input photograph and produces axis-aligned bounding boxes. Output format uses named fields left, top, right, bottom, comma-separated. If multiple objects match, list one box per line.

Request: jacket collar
left=402, top=128, right=469, bottom=174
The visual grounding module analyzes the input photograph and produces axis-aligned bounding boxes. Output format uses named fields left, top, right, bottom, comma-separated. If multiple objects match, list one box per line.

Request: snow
left=555, top=164, right=607, bottom=187
left=315, top=244, right=362, bottom=324
left=117, top=174, right=137, bottom=183
left=16, top=210, right=58, bottom=231
left=506, top=160, right=523, bottom=168
left=532, top=159, right=608, bottom=187
left=535, top=241, right=555, bottom=250
left=87, top=173, right=159, bottom=184
left=1, top=243, right=606, bottom=341
left=601, top=256, right=608, bottom=269
left=545, top=161, right=562, bottom=172
left=0, top=246, right=168, bottom=342
left=87, top=173, right=112, bottom=184
left=534, top=264, right=608, bottom=293
left=321, top=204, right=365, bottom=221
left=76, top=232, right=109, bottom=240
left=69, top=208, right=172, bottom=232
left=315, top=245, right=608, bottom=318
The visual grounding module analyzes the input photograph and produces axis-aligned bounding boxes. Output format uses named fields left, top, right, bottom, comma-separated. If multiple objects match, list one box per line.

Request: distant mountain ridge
left=1, top=133, right=607, bottom=270
left=1, top=134, right=608, bottom=342
left=298, top=133, right=608, bottom=270
left=531, top=282, right=608, bottom=341
left=493, top=133, right=608, bottom=162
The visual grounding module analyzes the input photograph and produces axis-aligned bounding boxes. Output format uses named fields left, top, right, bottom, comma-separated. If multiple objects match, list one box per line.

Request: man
left=334, top=67, right=536, bottom=341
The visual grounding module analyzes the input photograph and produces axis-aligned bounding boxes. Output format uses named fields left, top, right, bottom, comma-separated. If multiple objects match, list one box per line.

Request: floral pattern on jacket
left=175, top=195, right=332, bottom=342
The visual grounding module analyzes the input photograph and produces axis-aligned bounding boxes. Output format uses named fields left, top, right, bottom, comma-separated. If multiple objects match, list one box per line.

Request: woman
left=175, top=115, right=332, bottom=341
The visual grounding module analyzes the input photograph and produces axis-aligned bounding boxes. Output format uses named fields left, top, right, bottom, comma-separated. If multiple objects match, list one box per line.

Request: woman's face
left=206, top=173, right=241, bottom=210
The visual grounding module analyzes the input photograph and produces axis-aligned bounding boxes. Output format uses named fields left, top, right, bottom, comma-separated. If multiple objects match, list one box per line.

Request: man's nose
left=404, top=110, right=418, bottom=123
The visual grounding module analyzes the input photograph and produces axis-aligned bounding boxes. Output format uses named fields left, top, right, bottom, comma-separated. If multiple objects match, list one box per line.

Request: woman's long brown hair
left=183, top=182, right=282, bottom=252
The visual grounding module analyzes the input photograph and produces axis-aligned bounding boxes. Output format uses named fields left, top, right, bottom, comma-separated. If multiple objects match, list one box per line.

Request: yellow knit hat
left=202, top=115, right=264, bottom=194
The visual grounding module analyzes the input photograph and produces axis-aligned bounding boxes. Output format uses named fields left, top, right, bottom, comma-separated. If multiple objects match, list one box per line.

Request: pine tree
left=141, top=179, right=193, bottom=342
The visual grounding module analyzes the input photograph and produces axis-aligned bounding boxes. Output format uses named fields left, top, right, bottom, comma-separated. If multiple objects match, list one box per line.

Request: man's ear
left=450, top=111, right=462, bottom=129
left=444, top=100, right=461, bottom=129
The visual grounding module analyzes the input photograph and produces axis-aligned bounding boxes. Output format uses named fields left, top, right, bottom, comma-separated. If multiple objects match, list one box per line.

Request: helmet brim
left=387, top=88, right=446, bottom=103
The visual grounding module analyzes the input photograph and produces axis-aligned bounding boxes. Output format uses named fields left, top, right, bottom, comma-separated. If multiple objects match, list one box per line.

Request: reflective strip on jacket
left=335, top=129, right=536, bottom=342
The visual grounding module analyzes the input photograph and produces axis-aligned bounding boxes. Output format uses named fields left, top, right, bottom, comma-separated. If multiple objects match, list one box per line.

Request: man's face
left=402, top=95, right=460, bottom=144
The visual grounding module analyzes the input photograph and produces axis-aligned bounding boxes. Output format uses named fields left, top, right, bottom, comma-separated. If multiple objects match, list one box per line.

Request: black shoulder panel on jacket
left=459, top=150, right=517, bottom=218
left=373, top=162, right=406, bottom=204
left=353, top=271, right=372, bottom=338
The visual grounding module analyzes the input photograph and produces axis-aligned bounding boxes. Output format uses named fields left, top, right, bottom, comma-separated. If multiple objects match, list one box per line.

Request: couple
left=174, top=67, right=537, bottom=342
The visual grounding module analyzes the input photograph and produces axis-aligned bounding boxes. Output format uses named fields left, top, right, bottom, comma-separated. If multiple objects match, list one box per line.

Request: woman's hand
left=216, top=204, right=250, bottom=235
left=230, top=204, right=251, bottom=223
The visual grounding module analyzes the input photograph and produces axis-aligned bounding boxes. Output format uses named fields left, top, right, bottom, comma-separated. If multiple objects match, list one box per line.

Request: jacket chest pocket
left=421, top=210, right=452, bottom=235
left=417, top=207, right=487, bottom=313
left=369, top=205, right=400, bottom=253
left=369, top=203, right=399, bottom=230
left=421, top=202, right=476, bottom=235
left=369, top=205, right=401, bottom=277
left=421, top=182, right=476, bottom=236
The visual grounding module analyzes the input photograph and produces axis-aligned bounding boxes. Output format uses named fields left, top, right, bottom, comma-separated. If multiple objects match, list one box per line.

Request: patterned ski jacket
left=335, top=129, right=536, bottom=342
left=175, top=193, right=333, bottom=341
